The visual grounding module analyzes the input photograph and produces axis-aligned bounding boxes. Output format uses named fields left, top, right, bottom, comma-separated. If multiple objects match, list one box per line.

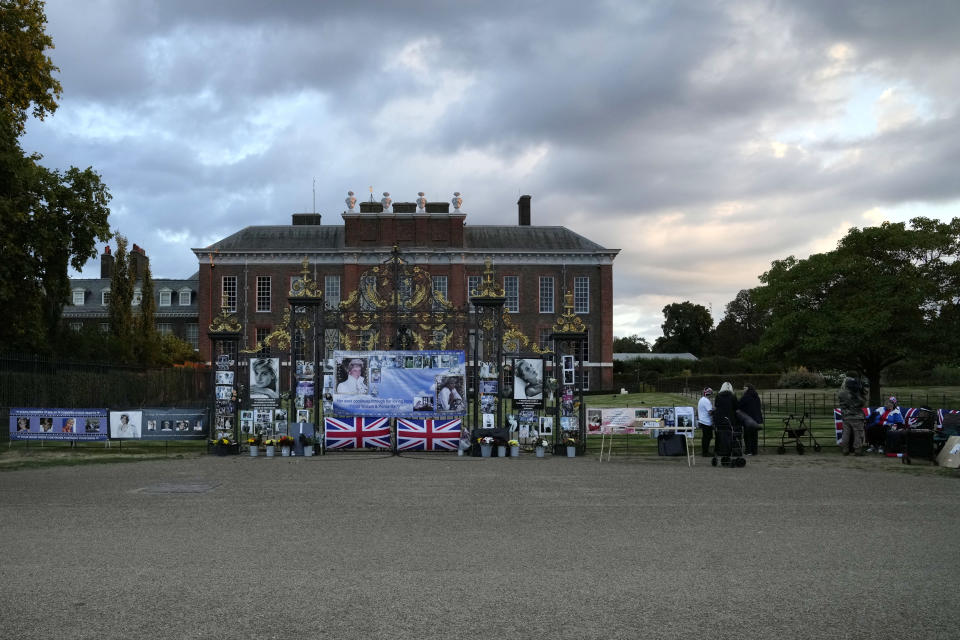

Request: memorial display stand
left=288, top=259, right=324, bottom=455
left=551, top=291, right=588, bottom=455
left=208, top=305, right=243, bottom=453
left=469, top=259, right=506, bottom=454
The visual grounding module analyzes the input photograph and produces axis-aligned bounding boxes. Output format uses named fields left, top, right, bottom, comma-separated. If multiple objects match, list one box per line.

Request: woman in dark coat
left=737, top=383, right=764, bottom=455
left=713, top=382, right=738, bottom=457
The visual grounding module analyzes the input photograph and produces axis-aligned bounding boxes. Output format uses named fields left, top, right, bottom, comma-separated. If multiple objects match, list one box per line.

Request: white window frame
left=324, top=275, right=341, bottom=309
left=156, top=323, right=173, bottom=336
left=432, top=275, right=449, bottom=310
left=70, top=322, right=82, bottom=332
left=159, top=289, right=172, bottom=307
left=504, top=276, right=519, bottom=313
left=222, top=276, right=237, bottom=312
left=132, top=288, right=142, bottom=306
left=574, top=276, right=589, bottom=314
left=185, top=323, right=199, bottom=349
left=72, top=290, right=85, bottom=306
left=467, top=275, right=481, bottom=312
left=179, top=288, right=191, bottom=306
left=256, top=276, right=271, bottom=312
left=99, top=323, right=109, bottom=334
left=101, top=289, right=111, bottom=305
left=539, top=276, right=554, bottom=313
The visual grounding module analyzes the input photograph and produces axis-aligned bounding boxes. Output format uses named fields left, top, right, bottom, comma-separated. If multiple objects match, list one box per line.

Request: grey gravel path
left=1, top=452, right=957, bottom=639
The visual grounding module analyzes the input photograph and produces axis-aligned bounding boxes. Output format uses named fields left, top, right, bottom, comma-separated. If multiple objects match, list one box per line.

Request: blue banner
left=331, top=350, right=466, bottom=418
left=9, top=408, right=108, bottom=441
left=111, top=409, right=208, bottom=440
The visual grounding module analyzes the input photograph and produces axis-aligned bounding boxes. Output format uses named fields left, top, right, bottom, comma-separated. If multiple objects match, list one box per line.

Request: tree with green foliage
left=109, top=235, right=134, bottom=345
left=711, top=288, right=768, bottom=358
left=0, top=0, right=62, bottom=136
left=755, top=218, right=959, bottom=405
left=613, top=334, right=651, bottom=353
left=652, top=301, right=713, bottom=357
left=0, top=0, right=111, bottom=352
left=135, top=261, right=161, bottom=362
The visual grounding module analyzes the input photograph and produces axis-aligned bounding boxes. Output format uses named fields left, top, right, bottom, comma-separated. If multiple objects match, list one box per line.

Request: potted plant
left=211, top=436, right=233, bottom=456
left=264, top=438, right=277, bottom=457
left=477, top=436, right=494, bottom=457
left=278, top=435, right=295, bottom=457
left=564, top=436, right=578, bottom=458
left=508, top=439, right=520, bottom=457
left=533, top=437, right=549, bottom=458
left=247, top=437, right=258, bottom=457
left=299, top=433, right=315, bottom=457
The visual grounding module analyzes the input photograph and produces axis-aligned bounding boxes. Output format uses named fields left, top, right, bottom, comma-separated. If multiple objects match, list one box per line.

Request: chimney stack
left=129, top=244, right=148, bottom=281
left=100, top=245, right=114, bottom=279
left=518, top=194, right=532, bottom=226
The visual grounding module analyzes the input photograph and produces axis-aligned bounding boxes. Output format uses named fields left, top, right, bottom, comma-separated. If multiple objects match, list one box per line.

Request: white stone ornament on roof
left=345, top=191, right=357, bottom=212
left=381, top=192, right=393, bottom=213
left=416, top=192, right=427, bottom=212
left=451, top=192, right=463, bottom=211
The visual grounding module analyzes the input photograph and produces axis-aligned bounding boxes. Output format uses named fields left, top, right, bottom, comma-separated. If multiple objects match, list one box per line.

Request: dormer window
left=132, top=289, right=142, bottom=306
left=179, top=288, right=192, bottom=305
left=101, top=289, right=111, bottom=305
left=72, top=289, right=85, bottom=305
left=159, top=289, right=172, bottom=306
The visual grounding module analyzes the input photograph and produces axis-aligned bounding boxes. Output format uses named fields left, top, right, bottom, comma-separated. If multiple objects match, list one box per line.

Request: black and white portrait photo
left=514, top=358, right=543, bottom=400
left=249, top=357, right=280, bottom=399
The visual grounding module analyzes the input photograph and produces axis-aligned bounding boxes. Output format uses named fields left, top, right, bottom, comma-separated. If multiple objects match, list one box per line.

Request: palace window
left=504, top=276, right=519, bottom=313
left=574, top=277, right=589, bottom=314
left=432, top=275, right=448, bottom=310
left=539, top=276, right=554, bottom=313
left=256, top=276, right=271, bottom=312
left=324, top=275, right=341, bottom=309
left=222, top=276, right=237, bottom=312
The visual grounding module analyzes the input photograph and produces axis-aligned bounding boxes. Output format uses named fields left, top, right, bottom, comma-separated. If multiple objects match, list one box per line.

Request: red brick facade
left=196, top=200, right=617, bottom=389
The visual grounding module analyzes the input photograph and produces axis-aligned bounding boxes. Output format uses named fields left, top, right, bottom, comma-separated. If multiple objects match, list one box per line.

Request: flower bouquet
left=247, top=436, right=258, bottom=457
left=477, top=435, right=495, bottom=457
left=563, top=436, right=578, bottom=458
left=533, top=437, right=549, bottom=458
left=508, top=439, right=520, bottom=457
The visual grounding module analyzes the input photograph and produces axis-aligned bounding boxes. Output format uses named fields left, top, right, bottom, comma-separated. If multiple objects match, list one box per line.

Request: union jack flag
left=396, top=418, right=462, bottom=451
left=324, top=417, right=391, bottom=450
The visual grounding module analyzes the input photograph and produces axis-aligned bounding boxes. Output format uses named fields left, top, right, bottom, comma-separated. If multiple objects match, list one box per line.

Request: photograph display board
left=128, top=409, right=208, bottom=440
left=9, top=408, right=108, bottom=441
left=332, top=350, right=465, bottom=418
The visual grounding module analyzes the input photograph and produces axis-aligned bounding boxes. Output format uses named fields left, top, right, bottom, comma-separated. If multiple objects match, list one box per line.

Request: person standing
left=697, top=387, right=714, bottom=457
left=838, top=374, right=867, bottom=456
left=738, top=383, right=764, bottom=455
left=713, top=382, right=739, bottom=458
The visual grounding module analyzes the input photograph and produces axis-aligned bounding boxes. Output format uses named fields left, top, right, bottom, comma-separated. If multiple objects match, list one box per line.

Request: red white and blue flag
left=396, top=418, right=462, bottom=451
left=324, top=417, right=391, bottom=450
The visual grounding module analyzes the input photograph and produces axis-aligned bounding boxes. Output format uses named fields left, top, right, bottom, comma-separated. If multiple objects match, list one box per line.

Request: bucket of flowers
left=247, top=437, right=259, bottom=457
left=299, top=433, right=316, bottom=457
left=563, top=436, right=578, bottom=458
left=210, top=436, right=234, bottom=456
left=278, top=435, right=295, bottom=457
left=508, top=439, right=520, bottom=457
left=533, top=437, right=550, bottom=458
left=264, top=438, right=277, bottom=457
left=477, top=435, right=495, bottom=458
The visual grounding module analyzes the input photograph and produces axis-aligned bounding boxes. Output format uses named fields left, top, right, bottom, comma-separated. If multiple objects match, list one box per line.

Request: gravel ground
left=1, top=451, right=957, bottom=640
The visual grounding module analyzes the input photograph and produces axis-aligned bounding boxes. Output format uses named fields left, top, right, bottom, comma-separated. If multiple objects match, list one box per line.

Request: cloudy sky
left=23, top=0, right=960, bottom=343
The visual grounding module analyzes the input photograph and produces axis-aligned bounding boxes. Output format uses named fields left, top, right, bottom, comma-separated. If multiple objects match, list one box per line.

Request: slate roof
left=198, top=224, right=617, bottom=254
left=63, top=277, right=199, bottom=318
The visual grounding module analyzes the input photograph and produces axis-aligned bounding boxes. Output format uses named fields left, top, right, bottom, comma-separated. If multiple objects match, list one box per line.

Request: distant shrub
left=930, top=365, right=960, bottom=385
left=777, top=367, right=826, bottom=389
left=821, top=369, right=846, bottom=388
